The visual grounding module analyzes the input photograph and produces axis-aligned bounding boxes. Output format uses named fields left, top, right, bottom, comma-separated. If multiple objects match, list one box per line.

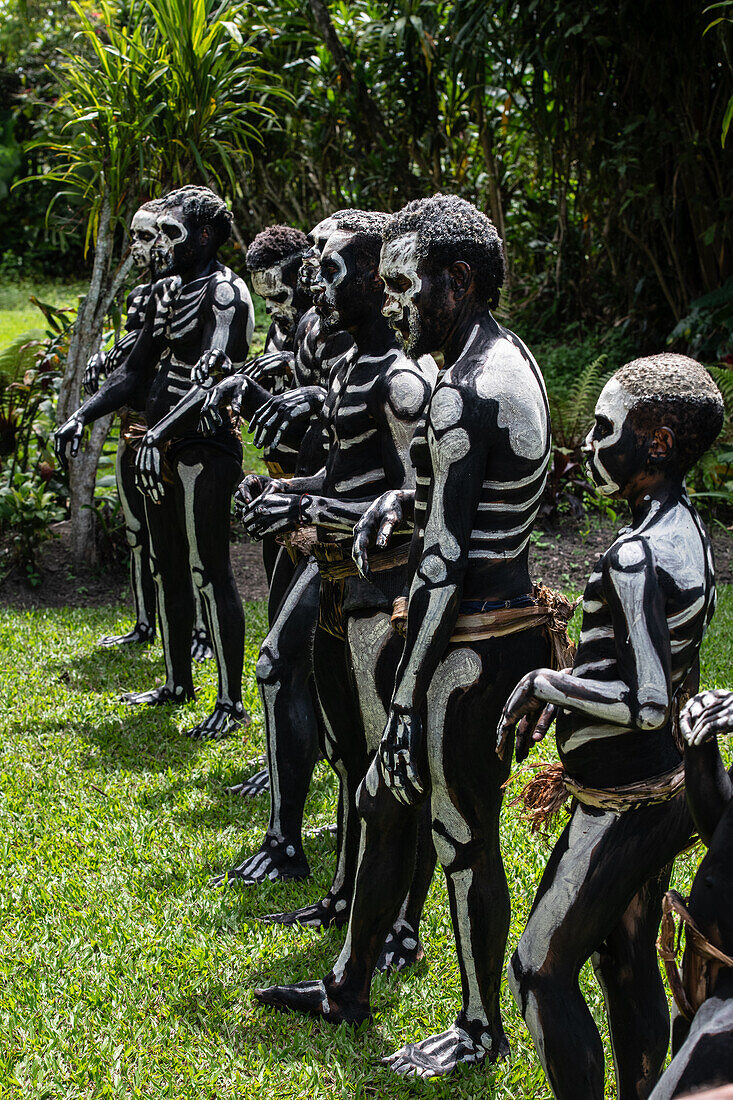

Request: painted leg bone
left=260, top=621, right=367, bottom=928
left=253, top=759, right=425, bottom=1021
left=508, top=798, right=692, bottom=1100
left=176, top=455, right=247, bottom=741
left=122, top=485, right=195, bottom=705
left=99, top=437, right=156, bottom=646
left=214, top=559, right=321, bottom=886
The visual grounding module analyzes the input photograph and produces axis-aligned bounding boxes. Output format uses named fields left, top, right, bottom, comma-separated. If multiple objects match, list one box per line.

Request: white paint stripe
left=335, top=469, right=383, bottom=493
left=667, top=595, right=705, bottom=628
left=468, top=532, right=532, bottom=560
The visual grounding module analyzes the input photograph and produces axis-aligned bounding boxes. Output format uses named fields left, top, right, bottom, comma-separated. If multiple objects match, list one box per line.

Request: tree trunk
left=68, top=413, right=113, bottom=566
left=57, top=193, right=128, bottom=568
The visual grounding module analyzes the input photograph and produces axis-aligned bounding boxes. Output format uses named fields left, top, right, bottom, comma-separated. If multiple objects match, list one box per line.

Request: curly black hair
left=619, top=353, right=725, bottom=475
left=159, top=185, right=233, bottom=249
left=383, top=194, right=505, bottom=309
left=246, top=224, right=310, bottom=273
left=327, top=209, right=390, bottom=272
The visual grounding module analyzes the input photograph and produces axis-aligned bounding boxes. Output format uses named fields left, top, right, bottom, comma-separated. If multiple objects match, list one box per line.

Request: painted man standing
left=56, top=186, right=253, bottom=739
left=241, top=210, right=437, bottom=942
left=254, top=195, right=555, bottom=1079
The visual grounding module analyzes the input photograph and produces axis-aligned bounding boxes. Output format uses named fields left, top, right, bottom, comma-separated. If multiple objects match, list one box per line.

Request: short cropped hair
left=159, top=185, right=233, bottom=249
left=619, top=353, right=725, bottom=474
left=383, top=194, right=505, bottom=309
left=328, top=209, right=390, bottom=272
left=246, top=224, right=310, bottom=273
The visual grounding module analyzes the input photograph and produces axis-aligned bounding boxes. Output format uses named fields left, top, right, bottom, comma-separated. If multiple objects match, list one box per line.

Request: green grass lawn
left=0, top=589, right=731, bottom=1099
left=0, top=280, right=89, bottom=350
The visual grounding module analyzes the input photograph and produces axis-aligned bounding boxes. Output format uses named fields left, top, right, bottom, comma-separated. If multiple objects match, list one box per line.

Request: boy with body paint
left=497, top=354, right=724, bottom=1100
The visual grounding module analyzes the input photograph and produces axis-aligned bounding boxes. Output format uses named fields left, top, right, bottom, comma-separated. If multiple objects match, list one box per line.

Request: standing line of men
left=55, top=185, right=731, bottom=1099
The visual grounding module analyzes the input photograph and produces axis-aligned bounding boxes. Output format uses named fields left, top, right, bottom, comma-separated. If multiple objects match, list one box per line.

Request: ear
left=200, top=224, right=212, bottom=247
left=648, top=426, right=675, bottom=465
left=448, top=261, right=471, bottom=300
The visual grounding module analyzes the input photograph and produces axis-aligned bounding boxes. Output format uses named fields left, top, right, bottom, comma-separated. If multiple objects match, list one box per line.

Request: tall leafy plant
left=20, top=0, right=282, bottom=566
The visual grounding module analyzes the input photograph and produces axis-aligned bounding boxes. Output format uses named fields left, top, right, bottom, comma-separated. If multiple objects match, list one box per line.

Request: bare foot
left=375, top=918, right=424, bottom=974
left=383, top=1019, right=509, bottom=1077
left=260, top=891, right=351, bottom=930
left=227, top=768, right=270, bottom=797
left=99, top=624, right=154, bottom=646
left=121, top=684, right=192, bottom=706
left=253, top=980, right=370, bottom=1025
left=190, top=628, right=213, bottom=662
left=210, top=833, right=310, bottom=886
left=184, top=702, right=249, bottom=741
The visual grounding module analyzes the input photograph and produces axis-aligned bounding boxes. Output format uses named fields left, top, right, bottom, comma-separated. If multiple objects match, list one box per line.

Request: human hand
left=378, top=706, right=425, bottom=805
left=240, top=492, right=308, bottom=540
left=83, top=350, right=105, bottom=395
left=54, top=414, right=85, bottom=469
left=680, top=689, right=733, bottom=747
left=193, top=347, right=234, bottom=388
left=232, top=474, right=272, bottom=522
left=199, top=375, right=247, bottom=434
left=497, top=672, right=555, bottom=762
left=245, top=350, right=293, bottom=389
left=353, top=490, right=409, bottom=580
left=249, top=386, right=325, bottom=450
left=135, top=433, right=165, bottom=503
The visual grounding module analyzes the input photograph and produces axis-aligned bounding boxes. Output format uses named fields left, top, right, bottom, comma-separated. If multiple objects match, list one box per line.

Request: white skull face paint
left=311, top=228, right=352, bottom=330
left=152, top=210, right=189, bottom=275
left=251, top=264, right=296, bottom=331
left=379, top=232, right=422, bottom=354
left=130, top=207, right=159, bottom=271
left=300, top=216, right=338, bottom=291
left=582, top=378, right=637, bottom=496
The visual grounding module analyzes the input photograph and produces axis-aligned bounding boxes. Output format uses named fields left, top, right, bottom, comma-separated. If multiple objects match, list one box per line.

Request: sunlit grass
left=0, top=588, right=731, bottom=1097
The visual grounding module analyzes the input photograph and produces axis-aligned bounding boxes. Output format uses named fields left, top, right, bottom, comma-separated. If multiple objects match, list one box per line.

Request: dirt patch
left=531, top=515, right=733, bottom=591
left=2, top=515, right=732, bottom=610
left=0, top=522, right=269, bottom=610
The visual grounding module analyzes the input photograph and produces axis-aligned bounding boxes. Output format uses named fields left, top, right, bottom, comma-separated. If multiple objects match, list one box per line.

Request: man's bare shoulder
left=208, top=265, right=252, bottom=312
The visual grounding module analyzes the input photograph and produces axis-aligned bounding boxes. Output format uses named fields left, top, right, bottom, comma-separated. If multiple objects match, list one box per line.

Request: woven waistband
left=450, top=602, right=550, bottom=643
left=313, top=540, right=409, bottom=579
left=565, top=762, right=685, bottom=813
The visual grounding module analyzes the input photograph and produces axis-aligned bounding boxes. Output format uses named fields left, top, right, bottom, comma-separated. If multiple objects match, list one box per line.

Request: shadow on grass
left=74, top=708, right=205, bottom=773
left=47, top=643, right=175, bottom=697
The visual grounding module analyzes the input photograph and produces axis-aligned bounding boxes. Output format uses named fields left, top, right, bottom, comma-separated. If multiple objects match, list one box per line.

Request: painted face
left=251, top=264, right=297, bottom=332
left=130, top=207, right=159, bottom=272
left=582, top=378, right=642, bottom=496
left=379, top=232, right=422, bottom=352
left=299, top=216, right=338, bottom=294
left=310, top=229, right=354, bottom=332
left=152, top=207, right=193, bottom=276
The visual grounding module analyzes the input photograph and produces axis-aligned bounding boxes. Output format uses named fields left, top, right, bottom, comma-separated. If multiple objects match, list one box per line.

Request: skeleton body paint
left=241, top=214, right=438, bottom=945
left=55, top=187, right=253, bottom=740
left=76, top=202, right=209, bottom=657
left=648, top=689, right=733, bottom=1098
left=252, top=196, right=553, bottom=1080
left=211, top=224, right=354, bottom=885
left=498, top=353, right=725, bottom=1099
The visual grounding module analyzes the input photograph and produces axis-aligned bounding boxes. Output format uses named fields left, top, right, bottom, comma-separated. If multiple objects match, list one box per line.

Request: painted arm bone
left=497, top=538, right=673, bottom=760
left=381, top=395, right=490, bottom=802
